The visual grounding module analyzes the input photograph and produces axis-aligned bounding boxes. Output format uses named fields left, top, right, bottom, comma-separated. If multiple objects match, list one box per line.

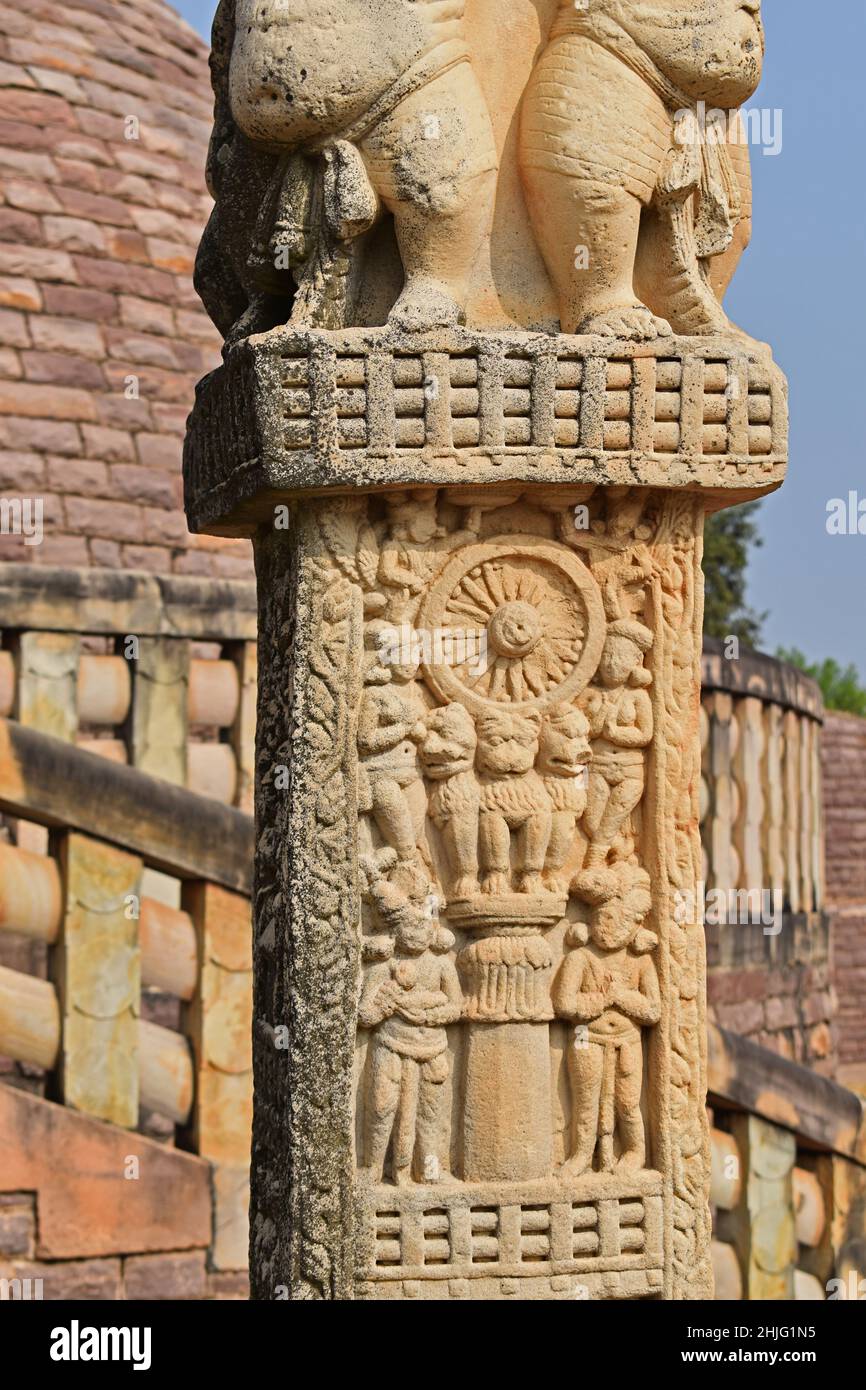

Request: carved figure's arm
left=378, top=543, right=424, bottom=593
left=426, top=960, right=463, bottom=1025
left=358, top=965, right=396, bottom=1028
left=553, top=951, right=604, bottom=1023
left=357, top=693, right=412, bottom=756
left=607, top=689, right=653, bottom=747
left=611, top=958, right=661, bottom=1026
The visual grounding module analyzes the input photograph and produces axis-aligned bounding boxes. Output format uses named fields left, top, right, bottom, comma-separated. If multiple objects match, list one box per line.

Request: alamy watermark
left=0, top=497, right=43, bottom=546
left=376, top=623, right=488, bottom=677
left=674, top=101, right=783, bottom=157
left=674, top=881, right=783, bottom=936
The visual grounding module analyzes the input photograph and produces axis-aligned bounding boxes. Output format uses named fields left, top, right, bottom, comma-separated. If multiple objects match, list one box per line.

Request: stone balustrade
left=0, top=565, right=257, bottom=811
left=700, top=641, right=833, bottom=1070
left=700, top=638, right=824, bottom=914
left=0, top=716, right=253, bottom=1276
left=707, top=1025, right=866, bottom=1302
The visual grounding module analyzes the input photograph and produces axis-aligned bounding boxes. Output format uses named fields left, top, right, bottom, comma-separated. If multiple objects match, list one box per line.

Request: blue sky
left=172, top=0, right=866, bottom=674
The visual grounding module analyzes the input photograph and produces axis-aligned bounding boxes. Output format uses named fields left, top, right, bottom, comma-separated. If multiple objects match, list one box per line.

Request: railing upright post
left=52, top=831, right=143, bottom=1127
left=125, top=636, right=190, bottom=785
left=228, top=639, right=256, bottom=814
left=13, top=631, right=80, bottom=742
left=181, top=881, right=253, bottom=1269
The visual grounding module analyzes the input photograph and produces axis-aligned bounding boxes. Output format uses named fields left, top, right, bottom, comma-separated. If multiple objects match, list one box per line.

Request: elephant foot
left=579, top=303, right=673, bottom=341
left=389, top=276, right=464, bottom=331
left=725, top=322, right=774, bottom=360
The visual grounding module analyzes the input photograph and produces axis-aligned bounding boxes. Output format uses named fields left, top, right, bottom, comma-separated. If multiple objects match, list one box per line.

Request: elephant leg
left=361, top=65, right=497, bottom=330
left=635, top=200, right=732, bottom=337
left=521, top=167, right=671, bottom=338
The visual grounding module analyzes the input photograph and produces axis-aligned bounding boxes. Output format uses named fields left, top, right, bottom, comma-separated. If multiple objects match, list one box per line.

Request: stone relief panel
left=304, top=483, right=706, bottom=1298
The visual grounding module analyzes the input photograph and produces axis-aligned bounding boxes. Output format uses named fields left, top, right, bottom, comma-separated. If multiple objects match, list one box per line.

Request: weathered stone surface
left=54, top=833, right=142, bottom=1127
left=0, top=564, right=256, bottom=639
left=0, top=0, right=251, bottom=578
left=0, top=1085, right=211, bottom=1259
left=186, top=0, right=786, bottom=1303
left=123, top=1250, right=207, bottom=1301
left=0, top=716, right=253, bottom=893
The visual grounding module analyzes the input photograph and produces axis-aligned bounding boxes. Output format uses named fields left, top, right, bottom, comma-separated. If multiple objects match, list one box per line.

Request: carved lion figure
left=475, top=708, right=552, bottom=896
left=197, top=0, right=497, bottom=339
left=519, top=0, right=765, bottom=342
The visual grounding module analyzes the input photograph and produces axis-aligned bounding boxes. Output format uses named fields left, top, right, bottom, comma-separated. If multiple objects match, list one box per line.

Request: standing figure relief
left=358, top=620, right=429, bottom=868
left=581, top=620, right=654, bottom=870
left=359, top=867, right=462, bottom=1187
left=554, top=864, right=661, bottom=1178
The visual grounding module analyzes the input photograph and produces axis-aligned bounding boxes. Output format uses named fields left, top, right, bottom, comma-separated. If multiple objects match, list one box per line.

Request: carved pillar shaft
left=185, top=0, right=785, bottom=1302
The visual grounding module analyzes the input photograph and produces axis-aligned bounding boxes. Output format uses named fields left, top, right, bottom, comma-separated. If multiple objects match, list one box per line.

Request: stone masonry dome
left=0, top=0, right=251, bottom=578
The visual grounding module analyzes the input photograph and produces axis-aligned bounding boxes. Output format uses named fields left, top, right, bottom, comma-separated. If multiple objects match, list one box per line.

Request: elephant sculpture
left=519, top=0, right=765, bottom=343
left=195, top=0, right=497, bottom=339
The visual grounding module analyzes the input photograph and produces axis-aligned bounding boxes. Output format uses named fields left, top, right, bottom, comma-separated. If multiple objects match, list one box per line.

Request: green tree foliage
left=703, top=501, right=765, bottom=648
left=776, top=648, right=866, bottom=717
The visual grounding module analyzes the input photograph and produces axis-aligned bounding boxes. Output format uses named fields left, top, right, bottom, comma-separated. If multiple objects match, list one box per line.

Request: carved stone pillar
left=185, top=0, right=785, bottom=1301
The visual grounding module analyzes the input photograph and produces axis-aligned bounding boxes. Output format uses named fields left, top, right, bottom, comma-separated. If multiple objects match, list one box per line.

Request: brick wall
left=706, top=912, right=836, bottom=1077
left=0, top=1194, right=248, bottom=1300
left=823, top=710, right=866, bottom=1090
left=0, top=0, right=252, bottom=579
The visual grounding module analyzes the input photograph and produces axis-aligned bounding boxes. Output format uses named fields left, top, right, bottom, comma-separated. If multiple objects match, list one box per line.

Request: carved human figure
left=554, top=864, right=660, bottom=1177
left=420, top=703, right=480, bottom=900
left=359, top=884, right=462, bottom=1185
left=358, top=622, right=427, bottom=864
left=475, top=709, right=552, bottom=896
left=565, top=488, right=656, bottom=622
left=582, top=620, right=654, bottom=868
left=519, top=0, right=764, bottom=340
left=377, top=490, right=479, bottom=623
left=537, top=704, right=592, bottom=894
left=198, top=0, right=498, bottom=337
